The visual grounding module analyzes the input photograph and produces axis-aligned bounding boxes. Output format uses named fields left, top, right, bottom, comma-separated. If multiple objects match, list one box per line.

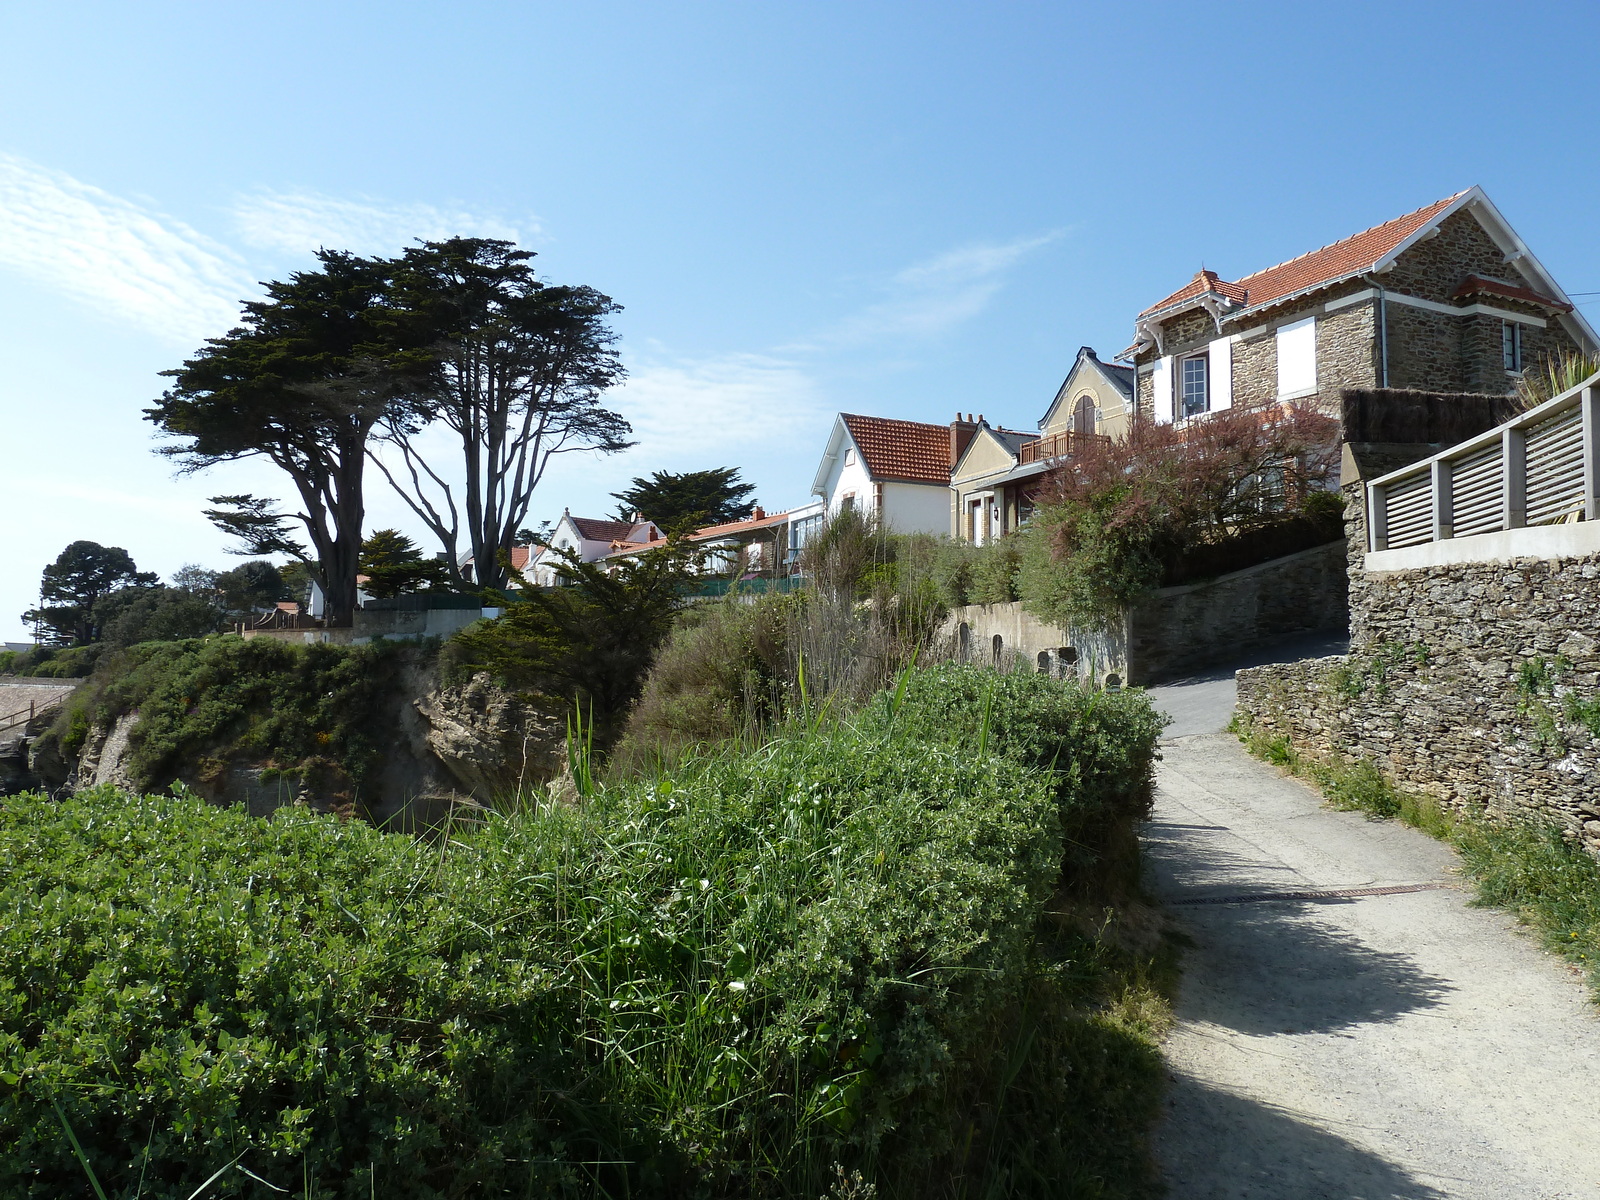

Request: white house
left=809, top=413, right=952, bottom=534
left=529, top=510, right=660, bottom=585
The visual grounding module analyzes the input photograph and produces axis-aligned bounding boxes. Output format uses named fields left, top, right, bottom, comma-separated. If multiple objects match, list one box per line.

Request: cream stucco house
left=949, top=348, right=1133, bottom=542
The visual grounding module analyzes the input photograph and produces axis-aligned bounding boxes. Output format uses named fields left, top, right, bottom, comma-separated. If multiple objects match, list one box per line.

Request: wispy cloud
left=233, top=189, right=531, bottom=258
left=813, top=231, right=1062, bottom=347
left=0, top=152, right=254, bottom=343
left=610, top=352, right=824, bottom=459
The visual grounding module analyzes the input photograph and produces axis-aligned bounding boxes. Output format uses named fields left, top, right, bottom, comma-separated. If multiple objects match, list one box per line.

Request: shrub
left=443, top=541, right=697, bottom=748
left=617, top=591, right=797, bottom=754
left=30, top=638, right=412, bottom=802
left=965, top=536, right=1023, bottom=604
left=0, top=675, right=1165, bottom=1198
left=1022, top=403, right=1341, bottom=627
left=0, top=644, right=103, bottom=679
left=858, top=663, right=1166, bottom=889
left=617, top=583, right=951, bottom=769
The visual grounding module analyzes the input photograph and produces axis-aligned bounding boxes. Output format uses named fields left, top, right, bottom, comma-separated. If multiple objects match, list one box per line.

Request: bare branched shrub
left=1021, top=402, right=1341, bottom=629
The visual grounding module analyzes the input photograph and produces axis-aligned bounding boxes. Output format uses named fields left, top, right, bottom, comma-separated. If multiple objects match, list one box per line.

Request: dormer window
left=1181, top=353, right=1209, bottom=418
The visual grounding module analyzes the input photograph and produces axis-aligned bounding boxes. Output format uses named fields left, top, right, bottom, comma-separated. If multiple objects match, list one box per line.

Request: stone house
left=810, top=413, right=951, bottom=534
left=1126, top=187, right=1598, bottom=429
left=949, top=347, right=1134, bottom=542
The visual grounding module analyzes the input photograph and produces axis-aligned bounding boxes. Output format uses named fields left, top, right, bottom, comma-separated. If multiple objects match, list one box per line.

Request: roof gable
left=953, top=424, right=1028, bottom=481
left=1130, top=188, right=1599, bottom=356
left=838, top=413, right=951, bottom=485
left=1138, top=192, right=1469, bottom=324
left=1041, top=347, right=1135, bottom=429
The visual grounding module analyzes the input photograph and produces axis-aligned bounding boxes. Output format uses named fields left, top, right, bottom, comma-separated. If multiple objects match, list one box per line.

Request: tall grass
left=1, top=666, right=1169, bottom=1199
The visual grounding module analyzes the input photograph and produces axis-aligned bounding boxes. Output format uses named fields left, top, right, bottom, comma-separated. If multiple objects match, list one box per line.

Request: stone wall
left=944, top=538, right=1349, bottom=687
left=1129, top=539, right=1348, bottom=684
left=942, top=603, right=1127, bottom=687
left=1237, top=554, right=1600, bottom=849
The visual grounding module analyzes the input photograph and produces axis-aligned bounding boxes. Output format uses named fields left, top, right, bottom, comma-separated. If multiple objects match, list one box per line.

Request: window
left=1072, top=394, right=1096, bottom=434
left=844, top=447, right=856, bottom=466
left=840, top=494, right=856, bottom=513
left=1181, top=354, right=1209, bottom=418
left=1503, top=321, right=1523, bottom=373
left=1276, top=316, right=1317, bottom=397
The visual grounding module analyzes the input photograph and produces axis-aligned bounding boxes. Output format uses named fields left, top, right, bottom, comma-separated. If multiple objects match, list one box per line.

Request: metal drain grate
left=1167, top=882, right=1451, bottom=907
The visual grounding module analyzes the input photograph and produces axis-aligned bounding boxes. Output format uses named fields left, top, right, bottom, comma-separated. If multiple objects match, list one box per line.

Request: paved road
left=1143, top=655, right=1600, bottom=1199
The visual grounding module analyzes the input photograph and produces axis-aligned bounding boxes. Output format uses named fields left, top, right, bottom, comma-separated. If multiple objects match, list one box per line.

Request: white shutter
left=1276, top=317, right=1317, bottom=398
left=1152, top=356, right=1174, bottom=424
left=1208, top=336, right=1234, bottom=410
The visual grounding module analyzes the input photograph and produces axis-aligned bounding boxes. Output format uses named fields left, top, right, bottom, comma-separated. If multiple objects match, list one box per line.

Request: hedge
left=1, top=668, right=1165, bottom=1198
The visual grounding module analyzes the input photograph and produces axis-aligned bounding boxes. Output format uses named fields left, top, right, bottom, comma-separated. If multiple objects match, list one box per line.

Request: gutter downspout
left=1366, top=274, right=1389, bottom=388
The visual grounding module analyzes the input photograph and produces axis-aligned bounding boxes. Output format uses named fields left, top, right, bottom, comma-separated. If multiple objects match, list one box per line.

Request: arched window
left=1073, top=394, right=1096, bottom=435
left=1037, top=650, right=1051, bottom=674
left=991, top=634, right=1003, bottom=665
left=958, top=622, right=971, bottom=659
left=1104, top=673, right=1122, bottom=691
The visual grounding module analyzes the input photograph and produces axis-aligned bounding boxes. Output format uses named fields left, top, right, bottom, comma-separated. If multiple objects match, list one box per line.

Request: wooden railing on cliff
left=0, top=692, right=70, bottom=745
left=1367, top=371, right=1600, bottom=551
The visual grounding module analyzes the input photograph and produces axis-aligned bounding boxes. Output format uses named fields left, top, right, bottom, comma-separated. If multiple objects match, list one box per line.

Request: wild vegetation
left=1018, top=404, right=1342, bottom=629
left=30, top=638, right=413, bottom=809
left=1, top=664, right=1168, bottom=1199
left=1514, top=347, right=1600, bottom=411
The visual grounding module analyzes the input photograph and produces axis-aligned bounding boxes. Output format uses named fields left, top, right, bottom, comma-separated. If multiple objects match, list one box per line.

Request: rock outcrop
left=415, top=674, right=565, bottom=801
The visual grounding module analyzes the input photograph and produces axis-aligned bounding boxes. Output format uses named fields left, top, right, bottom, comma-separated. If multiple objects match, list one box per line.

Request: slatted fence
left=1368, top=374, right=1600, bottom=552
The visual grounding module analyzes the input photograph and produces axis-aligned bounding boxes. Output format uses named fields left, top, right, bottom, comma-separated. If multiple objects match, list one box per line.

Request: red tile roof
left=1140, top=191, right=1469, bottom=319
left=1452, top=274, right=1572, bottom=313
left=571, top=516, right=645, bottom=542
left=840, top=413, right=951, bottom=485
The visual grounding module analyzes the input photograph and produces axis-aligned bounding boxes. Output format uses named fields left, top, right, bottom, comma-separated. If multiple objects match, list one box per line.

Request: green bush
left=32, top=638, right=412, bottom=801
left=965, top=537, right=1023, bottom=605
left=0, top=670, right=1166, bottom=1199
left=617, top=591, right=797, bottom=753
left=0, top=644, right=103, bottom=679
left=858, top=664, right=1166, bottom=886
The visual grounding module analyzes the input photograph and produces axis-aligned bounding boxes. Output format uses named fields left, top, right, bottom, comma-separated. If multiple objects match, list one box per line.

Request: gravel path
left=1144, top=667, right=1600, bottom=1199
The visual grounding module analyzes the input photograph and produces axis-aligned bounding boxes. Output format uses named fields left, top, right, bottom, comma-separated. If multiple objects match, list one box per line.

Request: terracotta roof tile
left=571, top=516, right=644, bottom=542
left=1452, top=274, right=1572, bottom=313
left=840, top=413, right=951, bottom=485
left=1139, top=191, right=1469, bottom=319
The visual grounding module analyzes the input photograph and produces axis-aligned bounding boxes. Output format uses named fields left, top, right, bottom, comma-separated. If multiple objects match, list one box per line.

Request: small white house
left=529, top=510, right=660, bottom=585
left=810, top=413, right=951, bottom=534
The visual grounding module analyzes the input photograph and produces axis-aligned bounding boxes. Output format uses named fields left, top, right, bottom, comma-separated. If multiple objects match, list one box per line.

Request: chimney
left=950, top=412, right=979, bottom=466
left=751, top=505, right=765, bottom=521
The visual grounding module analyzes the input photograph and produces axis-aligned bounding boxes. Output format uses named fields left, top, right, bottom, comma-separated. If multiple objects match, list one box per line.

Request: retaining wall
left=1129, top=540, right=1348, bottom=684
left=944, top=538, right=1349, bottom=686
left=1237, top=553, right=1600, bottom=849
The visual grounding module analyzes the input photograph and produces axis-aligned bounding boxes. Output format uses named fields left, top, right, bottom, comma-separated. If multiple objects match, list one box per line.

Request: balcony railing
left=1018, top=430, right=1102, bottom=465
left=1367, top=372, right=1600, bottom=552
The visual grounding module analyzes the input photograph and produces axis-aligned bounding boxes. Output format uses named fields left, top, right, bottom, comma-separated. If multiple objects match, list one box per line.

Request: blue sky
left=4, top=1, right=1600, bottom=640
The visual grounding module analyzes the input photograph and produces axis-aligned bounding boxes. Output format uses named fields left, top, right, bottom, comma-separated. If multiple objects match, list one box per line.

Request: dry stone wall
left=1237, top=554, right=1600, bottom=848
left=1130, top=540, right=1348, bottom=684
